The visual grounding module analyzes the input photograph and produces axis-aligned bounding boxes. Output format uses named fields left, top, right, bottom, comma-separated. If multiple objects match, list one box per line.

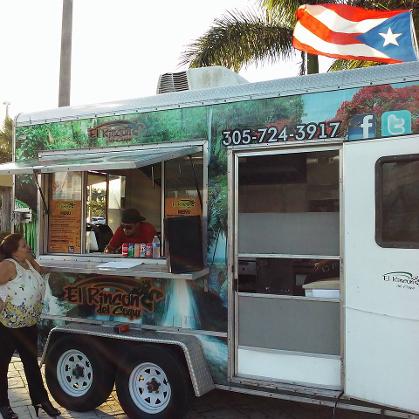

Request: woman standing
left=0, top=234, right=61, bottom=419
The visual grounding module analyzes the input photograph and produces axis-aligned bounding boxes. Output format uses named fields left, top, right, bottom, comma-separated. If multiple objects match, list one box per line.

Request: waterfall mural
left=162, top=279, right=200, bottom=329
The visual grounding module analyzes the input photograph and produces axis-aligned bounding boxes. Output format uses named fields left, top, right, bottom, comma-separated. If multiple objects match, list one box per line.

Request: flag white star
left=379, top=28, right=402, bottom=47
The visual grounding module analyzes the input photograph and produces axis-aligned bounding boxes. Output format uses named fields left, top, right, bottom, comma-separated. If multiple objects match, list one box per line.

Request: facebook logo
left=381, top=110, right=412, bottom=137
left=348, top=114, right=376, bottom=141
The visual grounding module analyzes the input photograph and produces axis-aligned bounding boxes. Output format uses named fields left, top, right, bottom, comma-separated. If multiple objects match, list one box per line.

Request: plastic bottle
left=152, top=235, right=161, bottom=259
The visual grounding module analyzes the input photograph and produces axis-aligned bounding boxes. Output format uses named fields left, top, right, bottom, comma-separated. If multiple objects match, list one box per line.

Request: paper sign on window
left=48, top=200, right=82, bottom=253
left=165, top=197, right=201, bottom=217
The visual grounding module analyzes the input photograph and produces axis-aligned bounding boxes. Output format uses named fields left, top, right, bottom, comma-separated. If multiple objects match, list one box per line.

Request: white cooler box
left=303, top=278, right=340, bottom=299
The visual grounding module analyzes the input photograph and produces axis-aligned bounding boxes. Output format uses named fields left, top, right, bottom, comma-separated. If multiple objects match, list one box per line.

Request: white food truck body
left=1, top=62, right=418, bottom=418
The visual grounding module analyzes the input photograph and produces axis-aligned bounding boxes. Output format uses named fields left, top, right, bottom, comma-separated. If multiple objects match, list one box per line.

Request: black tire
left=115, top=345, right=192, bottom=419
left=45, top=336, right=115, bottom=412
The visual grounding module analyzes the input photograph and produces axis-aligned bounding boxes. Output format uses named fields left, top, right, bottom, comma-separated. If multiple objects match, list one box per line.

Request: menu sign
left=165, top=197, right=201, bottom=217
left=48, top=200, right=82, bottom=253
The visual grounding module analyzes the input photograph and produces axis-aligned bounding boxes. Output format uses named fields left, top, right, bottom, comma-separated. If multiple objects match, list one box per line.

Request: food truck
left=0, top=61, right=418, bottom=418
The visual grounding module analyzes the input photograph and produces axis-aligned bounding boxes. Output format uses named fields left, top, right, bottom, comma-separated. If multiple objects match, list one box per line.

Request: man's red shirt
left=108, top=222, right=156, bottom=250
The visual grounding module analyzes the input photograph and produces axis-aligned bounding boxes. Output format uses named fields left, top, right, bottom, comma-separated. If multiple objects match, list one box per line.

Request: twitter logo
left=381, top=110, right=412, bottom=137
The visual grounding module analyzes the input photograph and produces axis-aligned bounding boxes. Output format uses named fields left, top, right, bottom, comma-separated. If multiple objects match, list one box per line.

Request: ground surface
left=6, top=356, right=396, bottom=419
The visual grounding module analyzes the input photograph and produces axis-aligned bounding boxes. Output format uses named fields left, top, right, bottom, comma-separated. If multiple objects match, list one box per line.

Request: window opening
left=44, top=150, right=204, bottom=257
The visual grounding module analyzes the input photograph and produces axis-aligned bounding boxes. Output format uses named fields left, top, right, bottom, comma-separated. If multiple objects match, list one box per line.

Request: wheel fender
left=41, top=325, right=215, bottom=397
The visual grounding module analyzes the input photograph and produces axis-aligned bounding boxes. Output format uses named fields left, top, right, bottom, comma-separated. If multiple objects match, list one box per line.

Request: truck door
left=343, top=135, right=419, bottom=414
left=233, top=146, right=342, bottom=389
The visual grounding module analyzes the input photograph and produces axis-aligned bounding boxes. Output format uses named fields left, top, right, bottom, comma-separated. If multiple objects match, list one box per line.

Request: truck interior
left=44, top=150, right=203, bottom=255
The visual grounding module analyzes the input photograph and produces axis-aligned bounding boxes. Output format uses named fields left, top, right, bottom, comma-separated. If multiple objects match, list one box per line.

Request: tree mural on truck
left=334, top=84, right=419, bottom=136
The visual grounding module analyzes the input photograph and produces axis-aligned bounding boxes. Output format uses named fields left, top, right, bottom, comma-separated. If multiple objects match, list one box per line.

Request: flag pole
left=410, top=12, right=419, bottom=60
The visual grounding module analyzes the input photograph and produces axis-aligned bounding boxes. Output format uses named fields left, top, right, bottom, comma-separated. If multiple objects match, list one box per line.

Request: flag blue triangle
left=357, top=12, right=418, bottom=62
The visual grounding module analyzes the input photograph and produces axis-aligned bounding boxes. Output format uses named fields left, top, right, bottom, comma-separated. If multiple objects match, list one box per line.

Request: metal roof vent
left=157, top=66, right=248, bottom=94
left=157, top=71, right=189, bottom=94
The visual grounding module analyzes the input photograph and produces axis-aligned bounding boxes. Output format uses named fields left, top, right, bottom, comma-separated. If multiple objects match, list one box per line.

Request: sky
left=0, top=0, right=332, bottom=120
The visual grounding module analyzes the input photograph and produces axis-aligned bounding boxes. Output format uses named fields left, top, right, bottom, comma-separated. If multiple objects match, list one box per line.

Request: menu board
left=48, top=200, right=82, bottom=253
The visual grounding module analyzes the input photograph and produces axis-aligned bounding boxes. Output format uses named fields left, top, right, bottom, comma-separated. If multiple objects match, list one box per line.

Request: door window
left=237, top=150, right=340, bottom=296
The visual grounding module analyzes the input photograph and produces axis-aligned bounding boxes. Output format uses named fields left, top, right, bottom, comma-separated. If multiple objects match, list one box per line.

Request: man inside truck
left=104, top=208, right=156, bottom=254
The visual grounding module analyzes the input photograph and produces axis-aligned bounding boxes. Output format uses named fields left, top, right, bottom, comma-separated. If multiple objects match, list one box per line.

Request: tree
left=0, top=116, right=12, bottom=233
left=0, top=116, right=12, bottom=163
left=181, top=0, right=418, bottom=75
left=334, top=83, right=419, bottom=132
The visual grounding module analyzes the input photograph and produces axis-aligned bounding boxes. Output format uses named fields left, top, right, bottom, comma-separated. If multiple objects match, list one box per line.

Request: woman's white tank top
left=0, top=258, right=45, bottom=328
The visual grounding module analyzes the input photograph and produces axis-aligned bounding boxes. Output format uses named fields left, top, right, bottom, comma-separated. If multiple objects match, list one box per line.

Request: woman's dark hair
left=0, top=233, right=23, bottom=261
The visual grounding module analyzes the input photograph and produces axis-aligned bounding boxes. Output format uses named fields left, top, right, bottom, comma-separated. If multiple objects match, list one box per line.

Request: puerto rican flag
left=293, top=4, right=418, bottom=63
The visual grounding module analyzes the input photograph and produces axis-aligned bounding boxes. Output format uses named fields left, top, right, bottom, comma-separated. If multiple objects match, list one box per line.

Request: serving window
left=42, top=146, right=203, bottom=257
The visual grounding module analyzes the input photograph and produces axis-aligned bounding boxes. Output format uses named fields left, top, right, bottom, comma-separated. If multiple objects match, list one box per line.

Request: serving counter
left=38, top=256, right=209, bottom=281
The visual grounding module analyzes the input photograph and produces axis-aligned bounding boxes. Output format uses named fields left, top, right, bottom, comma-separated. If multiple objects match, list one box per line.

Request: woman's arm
left=0, top=261, right=16, bottom=284
left=27, top=255, right=49, bottom=275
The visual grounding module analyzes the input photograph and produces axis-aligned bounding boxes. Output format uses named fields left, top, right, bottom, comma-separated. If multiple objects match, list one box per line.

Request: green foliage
left=87, top=187, right=106, bottom=218
left=328, top=59, right=381, bottom=71
left=208, top=175, right=228, bottom=247
left=0, top=117, right=13, bottom=163
left=15, top=107, right=208, bottom=156
left=179, top=8, right=293, bottom=72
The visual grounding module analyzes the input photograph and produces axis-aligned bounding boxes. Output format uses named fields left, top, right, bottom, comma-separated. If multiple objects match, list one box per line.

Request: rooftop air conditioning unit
left=157, top=66, right=247, bottom=94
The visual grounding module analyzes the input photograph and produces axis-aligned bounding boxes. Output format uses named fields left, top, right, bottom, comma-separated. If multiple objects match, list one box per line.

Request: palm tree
left=181, top=0, right=418, bottom=75
left=0, top=116, right=12, bottom=163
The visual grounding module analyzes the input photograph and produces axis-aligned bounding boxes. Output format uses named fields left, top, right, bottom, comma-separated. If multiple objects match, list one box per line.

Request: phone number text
left=222, top=121, right=342, bottom=146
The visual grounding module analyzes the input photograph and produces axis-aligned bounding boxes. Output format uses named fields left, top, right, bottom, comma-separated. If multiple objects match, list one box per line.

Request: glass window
left=237, top=150, right=340, bottom=296
left=238, top=150, right=340, bottom=256
left=86, top=172, right=107, bottom=224
left=238, top=257, right=340, bottom=296
left=107, top=174, right=126, bottom=233
left=376, top=155, right=419, bottom=248
left=165, top=153, right=203, bottom=218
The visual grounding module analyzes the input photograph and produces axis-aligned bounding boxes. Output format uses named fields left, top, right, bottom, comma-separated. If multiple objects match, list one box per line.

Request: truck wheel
left=45, top=337, right=115, bottom=411
left=115, top=345, right=192, bottom=419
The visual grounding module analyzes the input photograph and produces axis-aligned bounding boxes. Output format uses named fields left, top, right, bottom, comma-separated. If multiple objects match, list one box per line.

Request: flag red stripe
left=297, top=9, right=361, bottom=45
left=320, top=3, right=409, bottom=22
left=292, top=37, right=401, bottom=64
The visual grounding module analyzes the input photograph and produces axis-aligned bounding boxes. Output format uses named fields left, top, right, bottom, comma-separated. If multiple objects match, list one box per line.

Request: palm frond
left=180, top=8, right=293, bottom=71
left=348, top=0, right=415, bottom=9
left=261, top=0, right=302, bottom=26
left=261, top=0, right=344, bottom=25
left=328, top=59, right=381, bottom=72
